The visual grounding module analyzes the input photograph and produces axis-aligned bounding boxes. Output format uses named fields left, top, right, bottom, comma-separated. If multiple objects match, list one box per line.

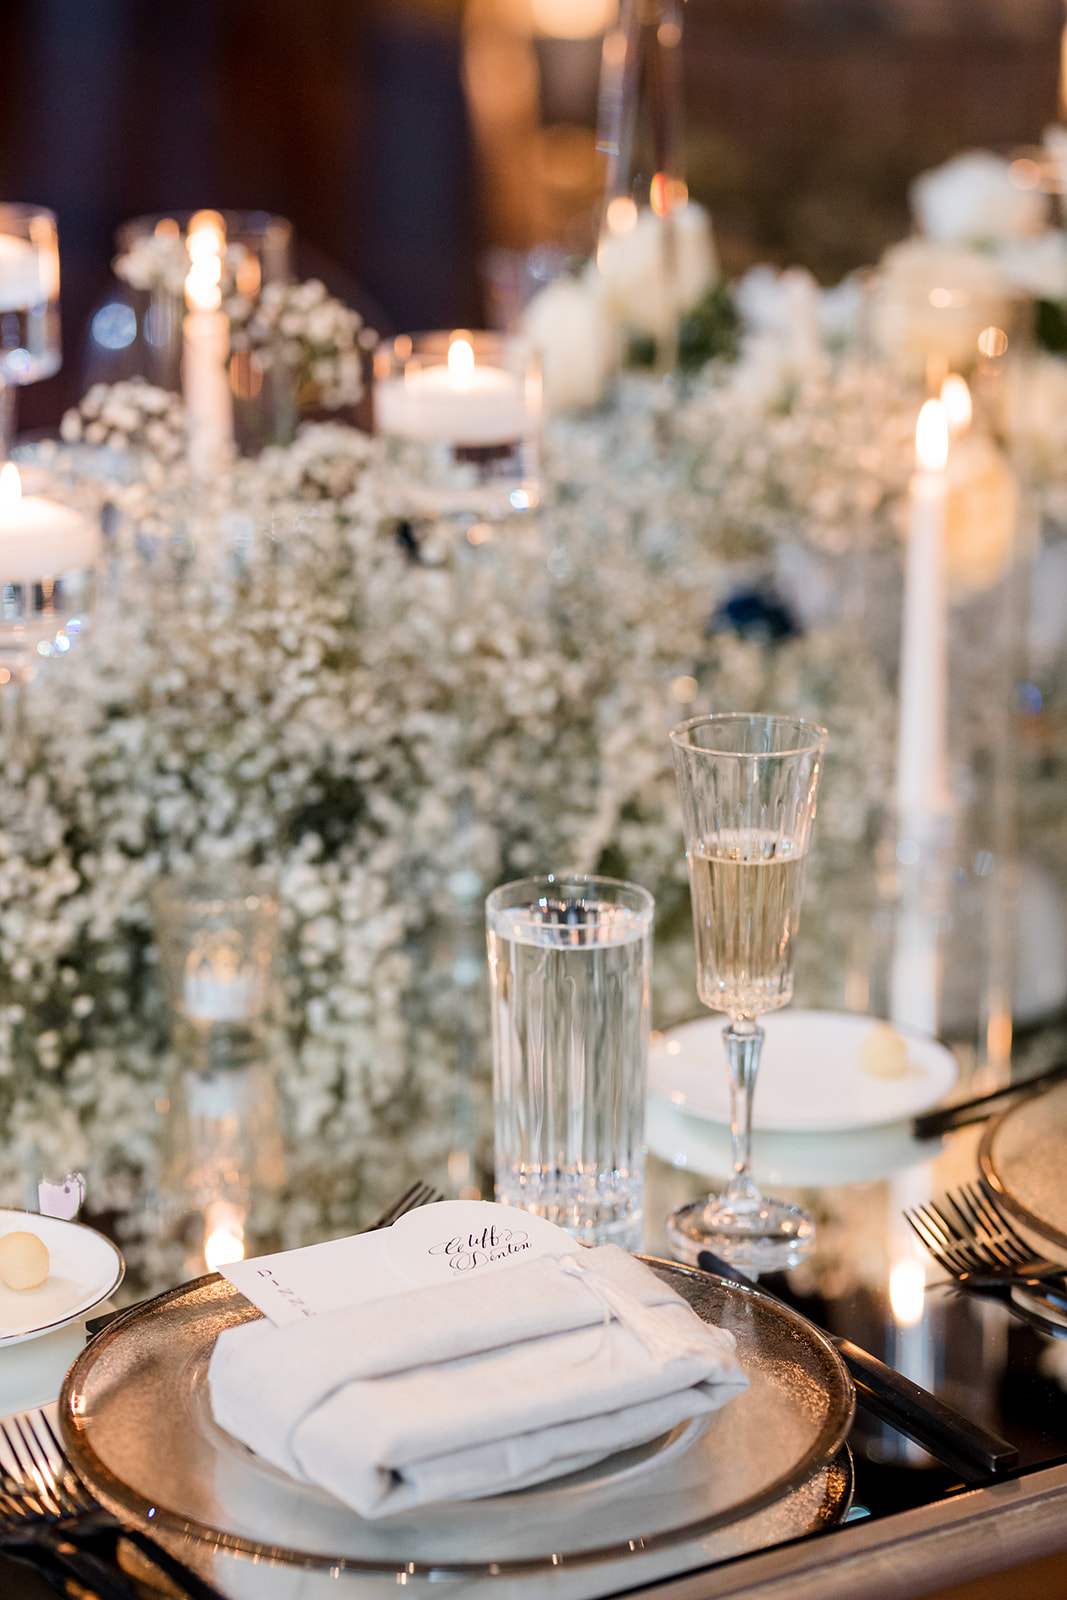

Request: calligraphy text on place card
left=428, top=1225, right=532, bottom=1272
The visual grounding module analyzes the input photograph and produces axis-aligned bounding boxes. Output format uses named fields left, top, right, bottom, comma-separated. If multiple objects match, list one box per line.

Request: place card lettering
left=427, top=1223, right=531, bottom=1273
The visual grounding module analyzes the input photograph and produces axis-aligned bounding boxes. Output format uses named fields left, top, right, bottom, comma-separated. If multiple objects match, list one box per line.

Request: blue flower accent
left=708, top=586, right=801, bottom=643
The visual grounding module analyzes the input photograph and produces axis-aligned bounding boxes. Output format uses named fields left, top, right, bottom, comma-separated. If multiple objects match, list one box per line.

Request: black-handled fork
left=0, top=1476, right=142, bottom=1600
left=905, top=1182, right=1067, bottom=1315
left=3, top=1412, right=223, bottom=1600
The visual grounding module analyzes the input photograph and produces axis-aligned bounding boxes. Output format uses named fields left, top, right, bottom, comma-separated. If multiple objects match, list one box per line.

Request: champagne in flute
left=667, top=714, right=827, bottom=1274
left=690, top=832, right=808, bottom=1019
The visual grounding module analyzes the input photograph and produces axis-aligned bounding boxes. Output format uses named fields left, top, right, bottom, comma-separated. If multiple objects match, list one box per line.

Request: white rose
left=871, top=238, right=1011, bottom=372
left=730, top=266, right=824, bottom=403
left=818, top=274, right=864, bottom=349
left=994, top=231, right=1067, bottom=299
left=673, top=202, right=718, bottom=310
left=736, top=265, right=822, bottom=362
left=522, top=274, right=618, bottom=412
left=911, top=150, right=1047, bottom=245
left=1004, top=350, right=1067, bottom=468
left=596, top=201, right=717, bottom=339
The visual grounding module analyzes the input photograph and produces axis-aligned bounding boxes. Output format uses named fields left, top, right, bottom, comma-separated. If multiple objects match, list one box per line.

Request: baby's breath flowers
left=5, top=326, right=1064, bottom=1279
left=229, top=280, right=366, bottom=414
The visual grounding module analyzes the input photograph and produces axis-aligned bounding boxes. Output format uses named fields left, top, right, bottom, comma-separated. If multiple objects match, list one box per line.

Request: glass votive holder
left=0, top=204, right=61, bottom=463
left=0, top=459, right=99, bottom=687
left=0, top=204, right=61, bottom=390
left=158, top=1049, right=286, bottom=1276
left=374, top=330, right=541, bottom=520
left=151, top=868, right=279, bottom=1061
left=108, top=210, right=293, bottom=435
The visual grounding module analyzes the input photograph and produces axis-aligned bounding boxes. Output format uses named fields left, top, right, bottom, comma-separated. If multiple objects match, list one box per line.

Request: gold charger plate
left=979, top=1078, right=1067, bottom=1253
left=59, top=1258, right=854, bottom=1578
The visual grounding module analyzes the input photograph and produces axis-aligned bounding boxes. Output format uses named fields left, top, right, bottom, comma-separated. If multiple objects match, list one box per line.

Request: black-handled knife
left=914, top=1059, right=1067, bottom=1140
left=697, top=1249, right=1018, bottom=1480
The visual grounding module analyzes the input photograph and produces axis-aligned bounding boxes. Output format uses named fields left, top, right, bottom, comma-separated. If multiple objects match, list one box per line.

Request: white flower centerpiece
left=0, top=344, right=909, bottom=1267
left=4, top=160, right=1066, bottom=1275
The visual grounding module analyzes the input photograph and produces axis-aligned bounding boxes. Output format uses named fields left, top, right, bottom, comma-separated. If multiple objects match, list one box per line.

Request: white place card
left=221, top=1200, right=580, bottom=1326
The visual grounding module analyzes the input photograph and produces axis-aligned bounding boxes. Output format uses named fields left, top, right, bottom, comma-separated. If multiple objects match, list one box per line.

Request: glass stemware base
left=666, top=1192, right=816, bottom=1277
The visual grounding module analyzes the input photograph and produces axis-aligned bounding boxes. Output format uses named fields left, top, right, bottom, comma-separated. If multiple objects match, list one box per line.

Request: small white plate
left=649, top=1009, right=958, bottom=1133
left=0, top=1209, right=124, bottom=1346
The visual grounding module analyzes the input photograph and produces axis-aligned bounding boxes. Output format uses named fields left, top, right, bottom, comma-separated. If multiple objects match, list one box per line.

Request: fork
left=905, top=1183, right=1067, bottom=1311
left=0, top=1467, right=143, bottom=1599
left=2, top=1411, right=223, bottom=1599
left=366, top=1180, right=444, bottom=1229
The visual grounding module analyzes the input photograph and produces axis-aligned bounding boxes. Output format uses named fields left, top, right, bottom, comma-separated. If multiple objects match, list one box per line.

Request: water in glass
left=488, top=880, right=652, bottom=1246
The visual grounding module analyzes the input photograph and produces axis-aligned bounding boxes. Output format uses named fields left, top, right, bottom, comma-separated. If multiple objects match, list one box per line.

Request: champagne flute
left=667, top=712, right=828, bottom=1273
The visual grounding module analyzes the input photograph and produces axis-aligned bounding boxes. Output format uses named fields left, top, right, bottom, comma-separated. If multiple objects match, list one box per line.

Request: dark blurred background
left=0, top=0, right=1060, bottom=430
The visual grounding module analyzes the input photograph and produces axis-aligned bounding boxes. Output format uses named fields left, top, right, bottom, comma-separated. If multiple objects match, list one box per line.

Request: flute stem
left=723, top=1018, right=763, bottom=1206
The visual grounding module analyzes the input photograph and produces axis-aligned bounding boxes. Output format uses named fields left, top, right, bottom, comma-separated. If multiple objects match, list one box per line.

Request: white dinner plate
left=0, top=1209, right=124, bottom=1346
left=649, top=1009, right=958, bottom=1133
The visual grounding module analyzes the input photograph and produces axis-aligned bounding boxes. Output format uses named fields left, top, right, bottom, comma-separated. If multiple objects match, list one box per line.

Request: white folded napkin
left=209, top=1243, right=748, bottom=1518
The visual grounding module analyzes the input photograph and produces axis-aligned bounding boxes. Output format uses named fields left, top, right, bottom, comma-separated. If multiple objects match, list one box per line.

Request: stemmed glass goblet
left=667, top=712, right=828, bottom=1274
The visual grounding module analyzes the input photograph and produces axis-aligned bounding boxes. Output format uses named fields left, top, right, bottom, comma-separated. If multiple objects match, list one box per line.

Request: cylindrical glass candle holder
left=0, top=204, right=61, bottom=461
left=151, top=868, right=280, bottom=1062
left=374, top=330, right=541, bottom=520
left=109, top=210, right=294, bottom=450
left=0, top=460, right=99, bottom=686
left=0, top=205, right=60, bottom=388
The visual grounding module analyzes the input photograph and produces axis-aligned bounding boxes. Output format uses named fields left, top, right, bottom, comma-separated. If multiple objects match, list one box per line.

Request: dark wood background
left=0, top=0, right=1059, bottom=429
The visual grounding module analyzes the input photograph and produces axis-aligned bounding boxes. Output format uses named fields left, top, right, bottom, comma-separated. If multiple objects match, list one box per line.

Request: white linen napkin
left=209, top=1243, right=748, bottom=1518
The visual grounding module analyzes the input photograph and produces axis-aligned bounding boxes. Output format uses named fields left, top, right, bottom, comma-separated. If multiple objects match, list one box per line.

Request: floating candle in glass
left=375, top=330, right=541, bottom=518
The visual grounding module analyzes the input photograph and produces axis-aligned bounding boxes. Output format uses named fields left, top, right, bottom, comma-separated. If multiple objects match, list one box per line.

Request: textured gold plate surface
left=980, top=1079, right=1067, bottom=1253
left=60, top=1258, right=854, bottom=1577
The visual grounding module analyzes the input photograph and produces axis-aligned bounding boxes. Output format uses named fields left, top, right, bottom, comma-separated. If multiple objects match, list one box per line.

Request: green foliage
left=678, top=281, right=741, bottom=371
left=1036, top=298, right=1067, bottom=356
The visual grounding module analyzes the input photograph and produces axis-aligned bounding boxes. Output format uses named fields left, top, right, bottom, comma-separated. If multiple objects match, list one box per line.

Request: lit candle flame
left=205, top=1225, right=245, bottom=1271
left=915, top=399, right=949, bottom=474
left=530, top=0, right=617, bottom=37
left=939, top=374, right=972, bottom=437
left=185, top=263, right=222, bottom=313
left=604, top=195, right=638, bottom=236
left=187, top=209, right=225, bottom=259
left=888, top=1259, right=926, bottom=1326
left=0, top=462, right=22, bottom=514
left=185, top=211, right=226, bottom=313
left=447, top=335, right=475, bottom=389
left=649, top=173, right=689, bottom=216
left=203, top=1198, right=245, bottom=1272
